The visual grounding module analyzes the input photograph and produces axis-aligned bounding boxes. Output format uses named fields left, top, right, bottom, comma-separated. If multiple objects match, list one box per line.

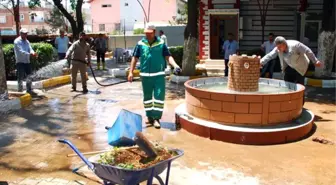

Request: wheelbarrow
left=59, top=139, right=184, bottom=185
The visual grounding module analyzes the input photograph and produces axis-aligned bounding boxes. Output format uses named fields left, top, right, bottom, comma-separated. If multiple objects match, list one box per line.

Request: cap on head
left=144, top=25, right=156, bottom=33
left=20, top=28, right=28, bottom=34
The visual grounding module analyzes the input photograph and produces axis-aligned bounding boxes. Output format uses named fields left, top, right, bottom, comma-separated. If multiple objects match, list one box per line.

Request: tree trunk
left=12, top=0, right=20, bottom=36
left=181, top=0, right=198, bottom=76
left=75, top=0, right=84, bottom=34
left=53, top=0, right=79, bottom=39
left=315, top=0, right=335, bottom=77
left=315, top=31, right=336, bottom=77
left=0, top=38, right=8, bottom=101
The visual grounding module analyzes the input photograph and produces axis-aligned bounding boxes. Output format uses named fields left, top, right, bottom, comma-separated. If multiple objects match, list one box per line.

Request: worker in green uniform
left=128, top=25, right=181, bottom=129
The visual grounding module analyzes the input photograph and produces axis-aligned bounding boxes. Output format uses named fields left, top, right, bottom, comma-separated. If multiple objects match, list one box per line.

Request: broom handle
left=67, top=150, right=109, bottom=157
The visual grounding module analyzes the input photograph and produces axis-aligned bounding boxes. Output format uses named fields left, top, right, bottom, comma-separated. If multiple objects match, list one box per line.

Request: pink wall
left=90, top=0, right=177, bottom=33
left=143, top=0, right=177, bottom=22
left=90, top=0, right=121, bottom=33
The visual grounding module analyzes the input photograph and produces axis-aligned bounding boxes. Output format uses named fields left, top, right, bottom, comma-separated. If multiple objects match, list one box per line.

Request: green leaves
left=28, top=0, right=41, bottom=9
left=70, top=0, right=76, bottom=10
left=3, top=42, right=54, bottom=76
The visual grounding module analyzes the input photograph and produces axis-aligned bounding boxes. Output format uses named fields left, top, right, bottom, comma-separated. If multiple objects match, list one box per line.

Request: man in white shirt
left=159, top=30, right=168, bottom=46
left=222, top=33, right=239, bottom=76
left=260, top=33, right=276, bottom=78
left=55, top=29, right=69, bottom=60
left=261, top=36, right=322, bottom=85
left=261, top=37, right=322, bottom=105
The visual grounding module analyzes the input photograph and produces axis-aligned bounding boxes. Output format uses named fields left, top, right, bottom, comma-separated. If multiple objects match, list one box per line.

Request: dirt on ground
left=99, top=147, right=175, bottom=170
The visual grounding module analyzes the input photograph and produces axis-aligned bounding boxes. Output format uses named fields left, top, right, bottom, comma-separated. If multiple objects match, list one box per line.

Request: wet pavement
left=0, top=62, right=335, bottom=185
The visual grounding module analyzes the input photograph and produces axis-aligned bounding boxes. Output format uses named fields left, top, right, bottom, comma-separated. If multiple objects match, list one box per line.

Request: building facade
left=0, top=2, right=52, bottom=35
left=89, top=0, right=180, bottom=33
left=199, top=0, right=323, bottom=68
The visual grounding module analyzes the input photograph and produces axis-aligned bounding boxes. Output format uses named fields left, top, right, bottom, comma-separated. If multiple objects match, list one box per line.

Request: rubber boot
left=97, top=62, right=101, bottom=70
left=102, top=63, right=106, bottom=70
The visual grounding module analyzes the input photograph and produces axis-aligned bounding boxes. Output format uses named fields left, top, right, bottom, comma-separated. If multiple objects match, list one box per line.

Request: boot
left=102, top=62, right=106, bottom=70
left=97, top=62, right=101, bottom=70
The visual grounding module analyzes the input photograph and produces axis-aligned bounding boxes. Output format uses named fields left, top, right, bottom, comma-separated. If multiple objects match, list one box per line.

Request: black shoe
left=146, top=118, right=154, bottom=125
left=71, top=87, right=76, bottom=92
left=27, top=91, right=38, bottom=97
left=83, top=88, right=88, bottom=94
left=153, top=120, right=161, bottom=129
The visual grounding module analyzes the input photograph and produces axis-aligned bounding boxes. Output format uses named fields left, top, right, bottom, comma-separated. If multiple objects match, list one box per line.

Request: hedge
left=3, top=42, right=54, bottom=78
left=169, top=46, right=183, bottom=67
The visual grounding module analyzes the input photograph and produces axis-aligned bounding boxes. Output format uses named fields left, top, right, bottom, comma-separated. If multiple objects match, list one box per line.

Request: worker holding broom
left=128, top=25, right=181, bottom=129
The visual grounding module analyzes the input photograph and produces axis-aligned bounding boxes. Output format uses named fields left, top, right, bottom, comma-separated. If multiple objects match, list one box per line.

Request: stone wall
left=227, top=55, right=260, bottom=92
left=185, top=77, right=305, bottom=126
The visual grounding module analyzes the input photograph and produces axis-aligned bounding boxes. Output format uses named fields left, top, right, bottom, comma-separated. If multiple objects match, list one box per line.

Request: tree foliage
left=45, top=6, right=65, bottom=32
left=29, top=0, right=84, bottom=39
left=0, top=0, right=21, bottom=36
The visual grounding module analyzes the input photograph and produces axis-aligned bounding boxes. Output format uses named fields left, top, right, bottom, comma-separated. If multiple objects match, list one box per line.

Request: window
left=101, top=4, right=111, bottom=8
left=99, top=24, right=105, bottom=31
left=20, top=14, right=24, bottom=21
left=305, top=21, right=321, bottom=42
left=0, top=16, right=6, bottom=23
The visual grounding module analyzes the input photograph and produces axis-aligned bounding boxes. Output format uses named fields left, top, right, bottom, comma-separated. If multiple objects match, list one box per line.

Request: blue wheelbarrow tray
left=59, top=139, right=184, bottom=185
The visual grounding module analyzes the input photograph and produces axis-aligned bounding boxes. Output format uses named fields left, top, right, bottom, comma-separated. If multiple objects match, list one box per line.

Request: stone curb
left=0, top=93, right=32, bottom=113
left=7, top=73, right=89, bottom=91
left=170, top=74, right=207, bottom=84
left=273, top=72, right=336, bottom=88
left=198, top=67, right=335, bottom=88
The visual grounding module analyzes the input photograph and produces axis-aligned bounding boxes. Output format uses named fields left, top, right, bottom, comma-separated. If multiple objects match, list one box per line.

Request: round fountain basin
left=185, top=77, right=305, bottom=126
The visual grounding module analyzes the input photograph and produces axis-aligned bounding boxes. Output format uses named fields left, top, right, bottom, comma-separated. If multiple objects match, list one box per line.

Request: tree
left=45, top=6, right=66, bottom=32
left=315, top=0, right=335, bottom=77
left=181, top=0, right=198, bottom=76
left=0, top=0, right=21, bottom=36
left=256, top=0, right=271, bottom=43
left=30, top=0, right=84, bottom=39
left=0, top=38, right=8, bottom=100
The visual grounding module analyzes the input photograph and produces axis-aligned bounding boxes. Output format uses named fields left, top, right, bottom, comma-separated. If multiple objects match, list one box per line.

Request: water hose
left=70, top=59, right=138, bottom=87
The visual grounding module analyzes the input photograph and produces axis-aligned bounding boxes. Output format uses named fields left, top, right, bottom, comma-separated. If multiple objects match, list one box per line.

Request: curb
left=170, top=74, right=207, bottom=84
left=0, top=93, right=32, bottom=113
left=198, top=66, right=335, bottom=88
left=7, top=73, right=89, bottom=91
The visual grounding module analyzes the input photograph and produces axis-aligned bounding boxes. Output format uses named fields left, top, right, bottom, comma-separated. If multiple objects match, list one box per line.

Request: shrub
left=169, top=46, right=183, bottom=67
left=3, top=42, right=54, bottom=77
left=133, top=28, right=144, bottom=35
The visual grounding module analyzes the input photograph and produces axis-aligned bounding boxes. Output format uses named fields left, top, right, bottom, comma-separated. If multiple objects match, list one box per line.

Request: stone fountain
left=175, top=55, right=314, bottom=145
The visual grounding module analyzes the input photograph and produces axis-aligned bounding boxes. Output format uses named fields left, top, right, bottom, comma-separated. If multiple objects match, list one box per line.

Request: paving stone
left=37, top=181, right=59, bottom=185
left=18, top=179, right=40, bottom=185
left=67, top=180, right=86, bottom=185
left=50, top=178, right=70, bottom=184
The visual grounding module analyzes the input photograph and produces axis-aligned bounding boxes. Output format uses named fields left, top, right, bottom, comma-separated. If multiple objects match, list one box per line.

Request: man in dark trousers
left=94, top=33, right=107, bottom=70
left=222, top=33, right=239, bottom=76
left=128, top=25, right=181, bottom=129
left=261, top=36, right=322, bottom=104
left=14, top=28, right=38, bottom=94
left=66, top=32, right=91, bottom=93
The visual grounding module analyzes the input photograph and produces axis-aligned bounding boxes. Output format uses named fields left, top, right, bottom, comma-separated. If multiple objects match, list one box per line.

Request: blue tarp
left=107, top=109, right=142, bottom=146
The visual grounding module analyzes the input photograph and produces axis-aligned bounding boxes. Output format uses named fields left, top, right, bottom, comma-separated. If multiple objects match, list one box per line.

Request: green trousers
left=141, top=76, right=165, bottom=120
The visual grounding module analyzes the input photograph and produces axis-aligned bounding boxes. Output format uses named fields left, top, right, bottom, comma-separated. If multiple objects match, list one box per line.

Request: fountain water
left=175, top=55, right=314, bottom=145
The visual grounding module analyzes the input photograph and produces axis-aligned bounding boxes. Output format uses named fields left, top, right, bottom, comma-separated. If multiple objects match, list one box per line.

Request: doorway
left=209, top=14, right=238, bottom=59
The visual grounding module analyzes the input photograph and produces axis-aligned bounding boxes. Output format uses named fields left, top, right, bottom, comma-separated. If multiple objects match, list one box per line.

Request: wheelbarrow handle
left=58, top=139, right=94, bottom=170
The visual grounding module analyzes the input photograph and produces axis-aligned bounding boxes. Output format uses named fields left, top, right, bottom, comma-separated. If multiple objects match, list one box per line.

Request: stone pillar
left=227, top=55, right=260, bottom=92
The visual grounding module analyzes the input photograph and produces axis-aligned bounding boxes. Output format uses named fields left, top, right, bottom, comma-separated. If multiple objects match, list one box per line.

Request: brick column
left=228, top=55, right=260, bottom=92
